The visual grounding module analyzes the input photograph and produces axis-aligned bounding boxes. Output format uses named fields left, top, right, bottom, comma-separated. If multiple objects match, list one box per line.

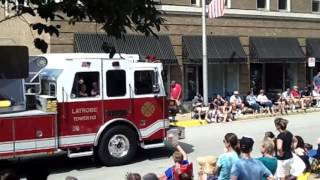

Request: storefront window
left=250, top=64, right=263, bottom=94
left=185, top=66, right=197, bottom=100
left=285, top=64, right=297, bottom=89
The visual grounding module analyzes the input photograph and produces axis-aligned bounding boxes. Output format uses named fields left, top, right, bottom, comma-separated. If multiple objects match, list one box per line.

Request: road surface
left=3, top=112, right=320, bottom=179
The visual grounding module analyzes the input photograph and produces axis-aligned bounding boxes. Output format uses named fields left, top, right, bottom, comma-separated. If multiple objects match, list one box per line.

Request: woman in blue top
left=216, top=133, right=240, bottom=180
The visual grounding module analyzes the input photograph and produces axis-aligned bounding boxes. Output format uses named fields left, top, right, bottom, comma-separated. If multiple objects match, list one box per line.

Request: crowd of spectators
left=190, top=84, right=320, bottom=123
left=121, top=118, right=320, bottom=180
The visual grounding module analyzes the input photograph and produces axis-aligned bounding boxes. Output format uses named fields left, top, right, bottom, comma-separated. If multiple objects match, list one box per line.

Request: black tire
left=97, top=125, right=137, bottom=166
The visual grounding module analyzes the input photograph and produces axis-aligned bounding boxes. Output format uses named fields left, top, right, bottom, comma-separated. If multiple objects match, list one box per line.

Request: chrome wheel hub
left=108, top=134, right=130, bottom=158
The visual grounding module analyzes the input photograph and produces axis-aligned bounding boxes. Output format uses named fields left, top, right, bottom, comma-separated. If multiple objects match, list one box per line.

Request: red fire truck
left=0, top=51, right=178, bottom=166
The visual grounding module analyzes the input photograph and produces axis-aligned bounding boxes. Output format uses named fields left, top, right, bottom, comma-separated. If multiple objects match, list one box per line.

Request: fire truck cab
left=0, top=53, right=172, bottom=166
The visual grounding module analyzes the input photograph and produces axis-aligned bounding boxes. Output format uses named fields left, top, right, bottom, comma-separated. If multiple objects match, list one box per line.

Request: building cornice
left=156, top=5, right=320, bottom=21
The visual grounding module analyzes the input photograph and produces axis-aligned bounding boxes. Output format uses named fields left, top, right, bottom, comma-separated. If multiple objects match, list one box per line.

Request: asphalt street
left=4, top=112, right=320, bottom=180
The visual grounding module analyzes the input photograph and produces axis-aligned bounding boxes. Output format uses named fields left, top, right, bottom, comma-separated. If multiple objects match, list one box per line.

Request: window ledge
left=156, top=5, right=320, bottom=21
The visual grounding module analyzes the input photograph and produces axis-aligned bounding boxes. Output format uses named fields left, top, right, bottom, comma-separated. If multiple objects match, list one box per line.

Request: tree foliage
left=0, top=0, right=164, bottom=54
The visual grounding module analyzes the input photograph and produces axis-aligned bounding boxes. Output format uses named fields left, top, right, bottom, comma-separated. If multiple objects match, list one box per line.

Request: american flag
left=208, top=0, right=225, bottom=19
left=81, top=62, right=91, bottom=68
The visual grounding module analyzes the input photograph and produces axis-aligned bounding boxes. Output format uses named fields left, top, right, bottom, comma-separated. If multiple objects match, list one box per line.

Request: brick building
left=2, top=0, right=320, bottom=101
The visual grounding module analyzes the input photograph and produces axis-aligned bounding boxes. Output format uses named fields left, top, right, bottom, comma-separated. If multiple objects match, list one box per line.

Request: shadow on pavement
left=0, top=142, right=194, bottom=179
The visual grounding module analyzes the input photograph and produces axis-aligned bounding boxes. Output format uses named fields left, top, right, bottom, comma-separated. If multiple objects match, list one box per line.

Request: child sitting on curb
left=159, top=137, right=193, bottom=180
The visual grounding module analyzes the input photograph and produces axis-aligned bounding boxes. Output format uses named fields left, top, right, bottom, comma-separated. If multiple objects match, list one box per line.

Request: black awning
left=306, top=38, right=320, bottom=61
left=74, top=33, right=177, bottom=64
left=250, top=37, right=305, bottom=63
left=182, top=36, right=247, bottom=64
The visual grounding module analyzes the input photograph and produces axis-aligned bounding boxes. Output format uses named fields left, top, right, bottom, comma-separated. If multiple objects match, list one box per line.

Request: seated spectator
left=257, top=139, right=278, bottom=178
left=197, top=156, right=218, bottom=180
left=207, top=97, right=219, bottom=123
left=282, top=88, right=291, bottom=99
left=293, top=135, right=311, bottom=172
left=290, top=86, right=305, bottom=110
left=213, top=94, right=225, bottom=108
left=257, top=90, right=275, bottom=116
left=207, top=105, right=222, bottom=123
left=192, top=93, right=207, bottom=120
left=222, top=101, right=234, bottom=122
left=229, top=91, right=244, bottom=116
left=275, top=93, right=288, bottom=115
left=216, top=133, right=240, bottom=180
left=282, top=88, right=294, bottom=110
left=301, top=86, right=313, bottom=107
left=159, top=143, right=192, bottom=180
left=90, top=81, right=100, bottom=96
left=192, top=93, right=204, bottom=107
left=246, top=91, right=260, bottom=114
left=230, top=137, right=274, bottom=180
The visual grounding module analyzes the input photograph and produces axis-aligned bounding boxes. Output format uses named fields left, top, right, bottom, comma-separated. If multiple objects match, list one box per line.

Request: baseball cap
left=239, top=137, right=254, bottom=151
left=234, top=91, right=239, bottom=95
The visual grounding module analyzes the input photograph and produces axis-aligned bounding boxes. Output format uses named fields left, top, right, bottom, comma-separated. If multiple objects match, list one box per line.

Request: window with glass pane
left=106, top=70, right=126, bottom=97
left=134, top=71, right=154, bottom=95
left=279, top=0, right=287, bottom=10
left=257, top=0, right=266, bottom=8
left=313, top=0, right=320, bottom=12
left=71, top=72, right=100, bottom=98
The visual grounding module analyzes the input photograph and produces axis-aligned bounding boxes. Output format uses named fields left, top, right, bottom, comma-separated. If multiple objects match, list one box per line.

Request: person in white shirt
left=257, top=89, right=275, bottom=116
left=229, top=91, right=244, bottom=115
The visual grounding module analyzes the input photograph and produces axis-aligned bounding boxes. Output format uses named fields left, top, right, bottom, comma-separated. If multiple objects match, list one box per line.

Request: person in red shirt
left=290, top=86, right=305, bottom=110
left=170, top=81, right=183, bottom=109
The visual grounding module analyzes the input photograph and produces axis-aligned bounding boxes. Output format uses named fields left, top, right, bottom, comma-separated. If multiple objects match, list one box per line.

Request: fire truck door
left=132, top=69, right=165, bottom=140
left=0, top=118, right=14, bottom=156
left=59, top=60, right=103, bottom=140
left=103, top=62, right=131, bottom=121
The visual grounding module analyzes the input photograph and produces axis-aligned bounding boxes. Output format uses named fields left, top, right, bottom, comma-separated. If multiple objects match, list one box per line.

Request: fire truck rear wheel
left=97, top=125, right=137, bottom=166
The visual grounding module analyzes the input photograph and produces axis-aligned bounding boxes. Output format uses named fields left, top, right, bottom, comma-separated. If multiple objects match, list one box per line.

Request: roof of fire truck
left=38, top=53, right=162, bottom=69
left=41, top=53, right=138, bottom=63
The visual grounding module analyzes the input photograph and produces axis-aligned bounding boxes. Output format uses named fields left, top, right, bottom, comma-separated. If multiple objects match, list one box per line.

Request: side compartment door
left=132, top=68, right=165, bottom=141
left=14, top=115, right=56, bottom=154
left=0, top=118, right=14, bottom=156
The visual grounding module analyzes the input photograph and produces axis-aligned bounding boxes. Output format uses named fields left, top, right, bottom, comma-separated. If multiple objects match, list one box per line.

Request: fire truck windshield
left=40, top=69, right=63, bottom=80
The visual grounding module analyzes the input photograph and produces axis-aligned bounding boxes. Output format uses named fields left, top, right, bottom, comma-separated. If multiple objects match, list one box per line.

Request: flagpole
left=202, top=0, right=208, bottom=105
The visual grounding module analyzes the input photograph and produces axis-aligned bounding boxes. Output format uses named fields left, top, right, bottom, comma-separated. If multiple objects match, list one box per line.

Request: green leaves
left=0, top=0, right=164, bottom=53
left=31, top=23, right=60, bottom=36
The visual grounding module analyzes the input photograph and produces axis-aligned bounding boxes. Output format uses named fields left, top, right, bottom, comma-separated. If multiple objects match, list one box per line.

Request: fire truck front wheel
left=97, top=125, right=137, bottom=166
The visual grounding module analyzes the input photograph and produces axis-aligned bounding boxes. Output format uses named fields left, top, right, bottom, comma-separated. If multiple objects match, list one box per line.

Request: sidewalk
left=170, top=107, right=320, bottom=127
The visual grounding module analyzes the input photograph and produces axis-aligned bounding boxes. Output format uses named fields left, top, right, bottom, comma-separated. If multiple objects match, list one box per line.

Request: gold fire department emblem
left=141, top=102, right=156, bottom=117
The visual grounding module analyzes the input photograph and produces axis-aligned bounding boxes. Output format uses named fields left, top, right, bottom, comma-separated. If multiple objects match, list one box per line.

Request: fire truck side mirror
left=152, top=70, right=160, bottom=94
left=153, top=84, right=160, bottom=93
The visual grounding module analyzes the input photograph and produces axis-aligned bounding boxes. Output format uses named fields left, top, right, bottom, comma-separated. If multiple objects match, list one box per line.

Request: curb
left=170, top=120, right=208, bottom=127
left=173, top=108, right=320, bottom=128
